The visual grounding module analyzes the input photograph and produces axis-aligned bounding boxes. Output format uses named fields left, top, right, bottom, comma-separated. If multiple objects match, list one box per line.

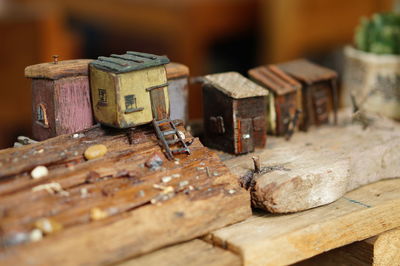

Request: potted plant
left=343, top=12, right=400, bottom=120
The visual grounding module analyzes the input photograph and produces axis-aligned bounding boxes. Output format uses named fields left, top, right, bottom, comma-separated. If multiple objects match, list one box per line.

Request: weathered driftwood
left=0, top=125, right=250, bottom=265
left=222, top=110, right=400, bottom=213
left=295, top=227, right=400, bottom=266
left=210, top=179, right=400, bottom=266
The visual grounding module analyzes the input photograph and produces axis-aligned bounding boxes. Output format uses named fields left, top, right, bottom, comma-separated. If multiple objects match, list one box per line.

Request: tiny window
left=98, top=89, right=107, bottom=105
left=36, top=104, right=48, bottom=127
left=125, top=94, right=137, bottom=110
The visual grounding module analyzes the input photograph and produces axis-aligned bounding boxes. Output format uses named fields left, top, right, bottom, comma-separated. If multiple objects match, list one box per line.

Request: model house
left=202, top=72, right=268, bottom=154
left=25, top=58, right=94, bottom=140
left=89, top=51, right=170, bottom=128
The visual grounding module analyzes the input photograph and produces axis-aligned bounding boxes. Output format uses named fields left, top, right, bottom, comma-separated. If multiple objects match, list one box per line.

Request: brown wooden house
left=25, top=58, right=94, bottom=141
left=278, top=59, right=338, bottom=131
left=202, top=72, right=268, bottom=155
left=249, top=65, right=302, bottom=137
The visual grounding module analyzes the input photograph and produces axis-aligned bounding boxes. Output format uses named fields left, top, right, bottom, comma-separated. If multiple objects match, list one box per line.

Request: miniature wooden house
left=249, top=65, right=302, bottom=136
left=278, top=59, right=338, bottom=131
left=165, top=63, right=189, bottom=123
left=25, top=58, right=94, bottom=141
left=203, top=72, right=268, bottom=155
left=90, top=51, right=170, bottom=128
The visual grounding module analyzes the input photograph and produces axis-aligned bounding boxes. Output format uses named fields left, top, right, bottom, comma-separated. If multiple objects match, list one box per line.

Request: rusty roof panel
left=248, top=65, right=301, bottom=96
left=277, top=59, right=337, bottom=85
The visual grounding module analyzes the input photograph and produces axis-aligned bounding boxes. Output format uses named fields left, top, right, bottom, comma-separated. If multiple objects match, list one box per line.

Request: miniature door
left=311, top=85, right=329, bottom=125
left=237, top=118, right=254, bottom=154
left=150, top=87, right=168, bottom=120
left=275, top=97, right=292, bottom=135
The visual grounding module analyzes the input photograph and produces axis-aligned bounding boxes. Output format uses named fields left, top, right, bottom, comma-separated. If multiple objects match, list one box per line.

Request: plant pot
left=343, top=45, right=400, bottom=120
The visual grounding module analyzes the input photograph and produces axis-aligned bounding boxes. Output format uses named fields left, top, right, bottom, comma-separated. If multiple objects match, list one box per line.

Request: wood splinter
left=252, top=156, right=261, bottom=174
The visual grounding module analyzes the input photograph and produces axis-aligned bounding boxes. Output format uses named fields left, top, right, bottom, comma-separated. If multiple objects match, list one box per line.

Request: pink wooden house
left=25, top=57, right=94, bottom=140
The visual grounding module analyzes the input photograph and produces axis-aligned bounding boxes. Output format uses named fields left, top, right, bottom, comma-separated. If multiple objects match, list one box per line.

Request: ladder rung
left=162, top=130, right=176, bottom=136
left=167, top=139, right=181, bottom=145
left=172, top=148, right=189, bottom=154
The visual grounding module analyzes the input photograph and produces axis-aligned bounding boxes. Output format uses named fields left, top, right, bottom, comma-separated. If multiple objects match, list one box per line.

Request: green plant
left=355, top=12, right=400, bottom=55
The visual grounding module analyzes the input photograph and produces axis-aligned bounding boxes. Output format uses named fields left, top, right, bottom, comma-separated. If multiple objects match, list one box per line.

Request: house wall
left=31, top=79, right=56, bottom=140
left=55, top=76, right=94, bottom=135
left=301, top=80, right=333, bottom=130
left=117, top=66, right=169, bottom=127
left=90, top=66, right=118, bottom=127
left=275, top=92, right=297, bottom=136
left=203, top=85, right=235, bottom=153
left=234, top=96, right=266, bottom=152
left=168, top=77, right=188, bottom=123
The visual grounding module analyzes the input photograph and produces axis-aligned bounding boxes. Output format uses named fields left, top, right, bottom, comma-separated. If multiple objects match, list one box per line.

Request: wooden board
left=294, top=227, right=400, bottom=266
left=209, top=178, right=400, bottom=266
left=220, top=110, right=400, bottom=213
left=119, top=239, right=241, bottom=266
left=25, top=59, right=93, bottom=80
left=0, top=125, right=251, bottom=265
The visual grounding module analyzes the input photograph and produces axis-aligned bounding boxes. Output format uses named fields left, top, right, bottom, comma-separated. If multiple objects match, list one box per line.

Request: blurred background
left=0, top=0, right=395, bottom=148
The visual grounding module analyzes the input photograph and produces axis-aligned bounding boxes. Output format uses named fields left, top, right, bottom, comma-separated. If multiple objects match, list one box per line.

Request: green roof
left=90, top=51, right=170, bottom=73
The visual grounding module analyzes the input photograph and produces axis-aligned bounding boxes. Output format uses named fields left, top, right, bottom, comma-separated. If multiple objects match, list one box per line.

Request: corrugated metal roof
left=204, top=72, right=268, bottom=99
left=278, top=59, right=337, bottom=85
left=90, top=51, right=170, bottom=73
left=248, top=65, right=301, bottom=96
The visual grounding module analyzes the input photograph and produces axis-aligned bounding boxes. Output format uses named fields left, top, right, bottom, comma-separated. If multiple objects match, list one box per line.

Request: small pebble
left=196, top=167, right=205, bottom=171
left=213, top=172, right=219, bottom=176
left=161, top=176, right=172, bottom=183
left=90, top=207, right=108, bottom=221
left=228, top=189, right=236, bottom=195
left=37, top=149, right=44, bottom=154
left=35, top=218, right=63, bottom=234
left=31, top=166, right=49, bottom=179
left=179, top=180, right=189, bottom=187
left=171, top=174, right=181, bottom=178
left=84, top=144, right=107, bottom=160
left=29, top=229, right=43, bottom=242
left=138, top=190, right=145, bottom=197
left=174, top=161, right=180, bottom=165
left=200, top=162, right=206, bottom=166
left=80, top=188, right=88, bottom=198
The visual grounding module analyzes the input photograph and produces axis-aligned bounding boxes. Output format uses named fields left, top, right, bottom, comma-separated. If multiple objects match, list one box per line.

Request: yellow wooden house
left=90, top=51, right=170, bottom=128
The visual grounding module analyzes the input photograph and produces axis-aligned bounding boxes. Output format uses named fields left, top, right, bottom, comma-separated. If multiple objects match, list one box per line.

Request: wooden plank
left=294, top=227, right=400, bottom=266
left=221, top=110, right=400, bottom=213
left=210, top=179, right=400, bottom=266
left=25, top=59, right=92, bottom=80
left=118, top=239, right=241, bottom=266
left=0, top=125, right=251, bottom=265
left=165, top=63, right=189, bottom=80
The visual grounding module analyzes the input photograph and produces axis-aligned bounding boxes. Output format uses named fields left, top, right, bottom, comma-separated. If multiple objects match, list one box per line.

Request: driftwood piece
left=119, top=239, right=241, bottom=266
left=222, top=110, right=400, bottom=213
left=210, top=179, right=400, bottom=266
left=0, top=125, right=250, bottom=265
left=295, top=227, right=400, bottom=266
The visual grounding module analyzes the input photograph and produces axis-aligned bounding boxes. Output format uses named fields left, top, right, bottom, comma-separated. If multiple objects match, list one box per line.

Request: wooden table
left=123, top=178, right=400, bottom=266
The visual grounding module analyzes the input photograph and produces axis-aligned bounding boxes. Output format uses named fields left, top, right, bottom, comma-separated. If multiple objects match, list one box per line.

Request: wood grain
left=119, top=239, right=241, bottom=266
left=295, top=227, right=400, bottom=266
left=221, top=110, right=400, bottom=213
left=0, top=125, right=251, bottom=265
left=210, top=178, right=400, bottom=266
left=25, top=59, right=92, bottom=80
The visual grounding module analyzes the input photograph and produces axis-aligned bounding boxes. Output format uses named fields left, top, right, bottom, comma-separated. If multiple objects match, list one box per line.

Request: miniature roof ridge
left=110, top=54, right=144, bottom=64
left=25, top=59, right=93, bottom=80
left=277, top=59, right=337, bottom=84
left=91, top=52, right=170, bottom=73
left=248, top=65, right=301, bottom=95
left=127, top=51, right=158, bottom=60
left=204, top=71, right=268, bottom=99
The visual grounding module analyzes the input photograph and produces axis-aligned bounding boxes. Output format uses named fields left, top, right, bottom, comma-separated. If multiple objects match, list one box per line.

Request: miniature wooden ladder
left=152, top=119, right=191, bottom=160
